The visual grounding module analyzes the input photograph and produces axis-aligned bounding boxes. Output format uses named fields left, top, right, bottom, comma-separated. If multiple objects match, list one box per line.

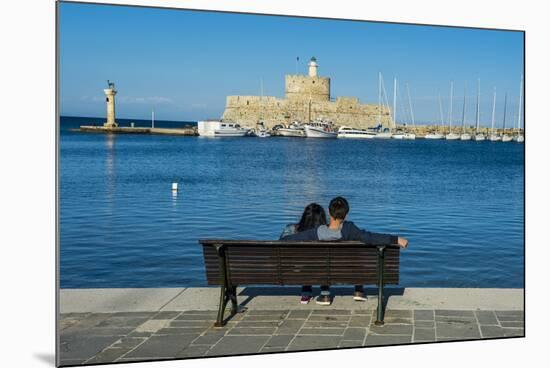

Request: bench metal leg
left=214, top=244, right=230, bottom=327
left=375, top=246, right=386, bottom=326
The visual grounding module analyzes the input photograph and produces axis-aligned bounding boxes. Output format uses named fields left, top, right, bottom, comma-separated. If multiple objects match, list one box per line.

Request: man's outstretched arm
left=346, top=222, right=408, bottom=248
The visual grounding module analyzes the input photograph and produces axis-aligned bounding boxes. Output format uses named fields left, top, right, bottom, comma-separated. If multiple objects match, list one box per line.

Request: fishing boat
left=472, top=79, right=485, bottom=141
left=304, top=119, right=338, bottom=139
left=337, top=126, right=376, bottom=139
left=488, top=87, right=501, bottom=141
left=459, top=82, right=472, bottom=140
left=277, top=122, right=305, bottom=137
left=445, top=82, right=460, bottom=140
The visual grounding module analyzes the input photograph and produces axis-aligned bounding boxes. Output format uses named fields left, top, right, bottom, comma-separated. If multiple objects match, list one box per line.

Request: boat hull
left=513, top=135, right=525, bottom=143
left=472, top=134, right=486, bottom=141
left=488, top=135, right=501, bottom=142
left=278, top=128, right=305, bottom=137
left=501, top=135, right=513, bottom=142
left=403, top=133, right=416, bottom=140
left=214, top=130, right=249, bottom=137
left=425, top=134, right=445, bottom=139
left=445, top=133, right=460, bottom=140
left=460, top=134, right=472, bottom=140
left=304, top=125, right=338, bottom=138
left=373, top=132, right=392, bottom=139
left=338, top=132, right=376, bottom=139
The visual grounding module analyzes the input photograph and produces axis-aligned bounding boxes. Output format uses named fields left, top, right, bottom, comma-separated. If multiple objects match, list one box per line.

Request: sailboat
left=403, top=83, right=416, bottom=139
left=513, top=75, right=524, bottom=143
left=472, top=78, right=486, bottom=141
left=391, top=78, right=405, bottom=139
left=256, top=78, right=271, bottom=138
left=501, top=92, right=512, bottom=142
left=374, top=72, right=392, bottom=139
left=488, top=87, right=501, bottom=141
left=445, top=81, right=460, bottom=140
left=459, top=82, right=471, bottom=140
left=425, top=92, right=445, bottom=139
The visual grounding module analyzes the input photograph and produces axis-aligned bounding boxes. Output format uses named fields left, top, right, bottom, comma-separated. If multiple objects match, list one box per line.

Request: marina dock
left=78, top=125, right=198, bottom=136
left=59, top=287, right=523, bottom=365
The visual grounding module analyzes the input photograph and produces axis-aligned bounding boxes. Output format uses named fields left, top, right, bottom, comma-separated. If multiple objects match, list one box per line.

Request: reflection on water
left=60, top=119, right=524, bottom=289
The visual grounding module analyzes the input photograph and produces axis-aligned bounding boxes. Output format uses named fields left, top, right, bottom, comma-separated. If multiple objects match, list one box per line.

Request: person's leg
left=316, top=285, right=332, bottom=306
left=300, top=285, right=313, bottom=304
left=353, top=285, right=367, bottom=301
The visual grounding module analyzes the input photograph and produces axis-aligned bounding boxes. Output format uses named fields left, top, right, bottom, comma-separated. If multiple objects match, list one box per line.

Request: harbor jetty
left=79, top=81, right=198, bottom=136
left=58, top=287, right=523, bottom=365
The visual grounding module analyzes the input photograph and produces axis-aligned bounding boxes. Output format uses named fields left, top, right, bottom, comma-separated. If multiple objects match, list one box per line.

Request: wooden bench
left=199, top=240, right=401, bottom=327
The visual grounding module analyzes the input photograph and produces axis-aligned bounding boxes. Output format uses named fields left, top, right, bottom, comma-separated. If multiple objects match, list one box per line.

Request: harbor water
left=60, top=117, right=524, bottom=289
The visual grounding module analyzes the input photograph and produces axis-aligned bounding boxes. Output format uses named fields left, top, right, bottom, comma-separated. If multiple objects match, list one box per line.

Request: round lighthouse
left=308, top=56, right=318, bottom=77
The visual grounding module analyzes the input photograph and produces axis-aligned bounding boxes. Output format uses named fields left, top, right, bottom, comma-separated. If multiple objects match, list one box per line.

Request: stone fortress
left=222, top=57, right=391, bottom=129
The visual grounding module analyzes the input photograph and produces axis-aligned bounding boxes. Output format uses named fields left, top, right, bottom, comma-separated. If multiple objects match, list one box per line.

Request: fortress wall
left=222, top=95, right=391, bottom=129
left=284, top=75, right=330, bottom=102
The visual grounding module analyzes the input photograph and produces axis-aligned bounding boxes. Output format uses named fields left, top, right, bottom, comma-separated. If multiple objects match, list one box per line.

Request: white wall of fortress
left=222, top=73, right=391, bottom=129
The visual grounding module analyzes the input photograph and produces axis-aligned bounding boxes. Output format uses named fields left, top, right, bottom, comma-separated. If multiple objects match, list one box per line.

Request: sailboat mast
left=438, top=92, right=444, bottom=127
left=476, top=78, right=480, bottom=132
left=461, top=82, right=467, bottom=134
left=517, top=74, right=523, bottom=133
left=448, top=81, right=454, bottom=134
left=152, top=110, right=155, bottom=129
left=502, top=92, right=508, bottom=131
left=378, top=72, right=382, bottom=125
left=393, top=77, right=397, bottom=129
left=491, top=87, right=496, bottom=136
left=406, top=83, right=415, bottom=126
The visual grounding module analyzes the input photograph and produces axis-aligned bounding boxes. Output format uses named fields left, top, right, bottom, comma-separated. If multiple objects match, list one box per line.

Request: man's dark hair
left=329, top=196, right=349, bottom=220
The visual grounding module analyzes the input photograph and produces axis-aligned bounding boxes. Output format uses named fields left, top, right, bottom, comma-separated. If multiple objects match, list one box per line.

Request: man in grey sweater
left=281, top=196, right=408, bottom=305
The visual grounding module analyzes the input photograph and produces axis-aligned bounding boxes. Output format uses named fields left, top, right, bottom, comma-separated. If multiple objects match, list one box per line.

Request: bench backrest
left=200, top=240, right=400, bottom=286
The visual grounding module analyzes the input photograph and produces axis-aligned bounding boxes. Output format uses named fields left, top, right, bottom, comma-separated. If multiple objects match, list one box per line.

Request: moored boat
left=197, top=120, right=249, bottom=137
left=425, top=133, right=445, bottom=139
left=304, top=120, right=338, bottom=139
left=338, top=126, right=376, bottom=139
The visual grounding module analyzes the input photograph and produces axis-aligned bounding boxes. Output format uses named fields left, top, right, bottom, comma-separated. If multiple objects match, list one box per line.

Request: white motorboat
left=460, top=133, right=472, bottom=140
left=277, top=121, right=305, bottom=137
left=338, top=126, right=376, bottom=139
left=304, top=120, right=338, bottom=138
left=255, top=120, right=271, bottom=138
left=425, top=133, right=445, bottom=139
left=215, top=122, right=250, bottom=137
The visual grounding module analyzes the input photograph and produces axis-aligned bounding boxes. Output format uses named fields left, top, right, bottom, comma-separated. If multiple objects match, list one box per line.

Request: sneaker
left=315, top=294, right=332, bottom=306
left=353, top=291, right=367, bottom=302
left=300, top=293, right=313, bottom=305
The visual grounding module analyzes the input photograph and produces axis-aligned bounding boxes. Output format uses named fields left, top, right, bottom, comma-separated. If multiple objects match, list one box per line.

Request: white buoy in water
left=172, top=182, right=178, bottom=191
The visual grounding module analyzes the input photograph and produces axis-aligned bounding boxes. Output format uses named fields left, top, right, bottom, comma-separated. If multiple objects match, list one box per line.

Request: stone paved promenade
left=58, top=287, right=524, bottom=366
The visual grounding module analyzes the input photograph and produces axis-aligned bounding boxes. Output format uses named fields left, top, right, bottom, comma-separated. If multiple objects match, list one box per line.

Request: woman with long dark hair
left=280, top=203, right=327, bottom=304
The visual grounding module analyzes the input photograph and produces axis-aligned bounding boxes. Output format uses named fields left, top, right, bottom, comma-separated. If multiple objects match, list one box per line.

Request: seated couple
left=280, top=196, right=408, bottom=306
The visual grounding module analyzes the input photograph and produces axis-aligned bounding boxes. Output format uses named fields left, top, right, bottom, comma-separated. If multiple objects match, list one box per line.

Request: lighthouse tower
left=308, top=56, right=318, bottom=77
left=103, top=80, right=118, bottom=128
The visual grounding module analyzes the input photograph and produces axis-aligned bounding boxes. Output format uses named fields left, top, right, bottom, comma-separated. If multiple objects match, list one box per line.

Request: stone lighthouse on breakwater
left=103, top=80, right=118, bottom=128
left=221, top=56, right=391, bottom=129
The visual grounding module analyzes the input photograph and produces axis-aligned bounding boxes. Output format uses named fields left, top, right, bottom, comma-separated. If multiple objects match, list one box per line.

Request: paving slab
left=207, top=335, right=270, bottom=355
left=60, top=288, right=185, bottom=313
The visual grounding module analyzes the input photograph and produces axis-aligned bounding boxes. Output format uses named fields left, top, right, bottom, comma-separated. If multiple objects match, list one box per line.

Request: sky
left=59, top=2, right=524, bottom=126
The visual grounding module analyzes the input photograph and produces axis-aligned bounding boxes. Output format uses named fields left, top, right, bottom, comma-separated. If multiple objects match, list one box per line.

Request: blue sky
left=59, top=2, right=524, bottom=126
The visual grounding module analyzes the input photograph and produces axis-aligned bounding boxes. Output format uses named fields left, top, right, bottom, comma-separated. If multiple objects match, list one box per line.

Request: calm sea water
left=60, top=116, right=524, bottom=289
